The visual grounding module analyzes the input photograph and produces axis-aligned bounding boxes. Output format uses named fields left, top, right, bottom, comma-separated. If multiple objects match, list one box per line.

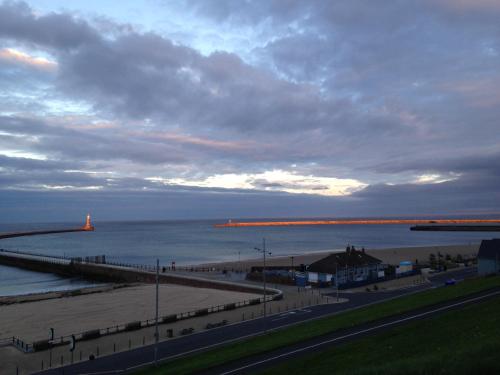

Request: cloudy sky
left=0, top=0, right=499, bottom=222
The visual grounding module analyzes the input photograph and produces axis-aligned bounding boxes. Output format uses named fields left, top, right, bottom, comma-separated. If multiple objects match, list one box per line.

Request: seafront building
left=477, top=239, right=500, bottom=275
left=306, top=246, right=385, bottom=287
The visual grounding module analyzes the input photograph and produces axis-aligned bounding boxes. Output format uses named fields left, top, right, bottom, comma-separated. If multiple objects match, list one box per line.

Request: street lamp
left=290, top=256, right=295, bottom=280
left=154, top=259, right=159, bottom=366
left=254, top=238, right=272, bottom=326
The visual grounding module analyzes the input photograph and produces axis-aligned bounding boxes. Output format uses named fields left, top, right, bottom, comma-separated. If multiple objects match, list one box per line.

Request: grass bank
left=260, top=293, right=500, bottom=375
left=135, top=275, right=500, bottom=375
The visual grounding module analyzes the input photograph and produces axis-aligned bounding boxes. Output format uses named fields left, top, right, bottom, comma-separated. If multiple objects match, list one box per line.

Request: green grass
left=259, top=294, right=500, bottom=375
left=134, top=275, right=500, bottom=375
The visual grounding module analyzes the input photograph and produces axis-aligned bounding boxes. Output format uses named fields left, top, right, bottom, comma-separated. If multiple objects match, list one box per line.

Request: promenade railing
left=20, top=292, right=281, bottom=352
left=0, top=337, right=14, bottom=348
left=0, top=248, right=68, bottom=261
left=0, top=248, right=232, bottom=272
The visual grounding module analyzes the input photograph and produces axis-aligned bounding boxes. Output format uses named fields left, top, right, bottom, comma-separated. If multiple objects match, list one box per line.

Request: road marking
left=219, top=290, right=500, bottom=375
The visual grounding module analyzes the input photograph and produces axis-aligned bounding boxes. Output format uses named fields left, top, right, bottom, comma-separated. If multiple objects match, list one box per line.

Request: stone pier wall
left=0, top=253, right=276, bottom=296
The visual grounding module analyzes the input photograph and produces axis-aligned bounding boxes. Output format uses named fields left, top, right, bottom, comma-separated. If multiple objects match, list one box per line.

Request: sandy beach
left=0, top=284, right=260, bottom=342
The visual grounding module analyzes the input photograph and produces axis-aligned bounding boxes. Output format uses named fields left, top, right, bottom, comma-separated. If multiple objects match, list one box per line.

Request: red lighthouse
left=83, top=214, right=95, bottom=231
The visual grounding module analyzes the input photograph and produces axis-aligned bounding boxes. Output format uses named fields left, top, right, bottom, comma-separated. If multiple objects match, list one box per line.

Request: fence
left=0, top=248, right=223, bottom=273
left=0, top=336, right=32, bottom=353
left=10, top=292, right=281, bottom=353
left=102, top=259, right=233, bottom=273
left=0, top=337, right=14, bottom=348
left=0, top=248, right=68, bottom=261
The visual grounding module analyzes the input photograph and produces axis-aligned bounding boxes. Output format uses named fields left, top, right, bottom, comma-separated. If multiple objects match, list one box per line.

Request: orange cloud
left=130, top=130, right=254, bottom=152
left=0, top=48, right=57, bottom=71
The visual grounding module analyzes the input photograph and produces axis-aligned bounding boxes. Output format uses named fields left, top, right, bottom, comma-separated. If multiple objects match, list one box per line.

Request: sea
left=0, top=219, right=491, bottom=296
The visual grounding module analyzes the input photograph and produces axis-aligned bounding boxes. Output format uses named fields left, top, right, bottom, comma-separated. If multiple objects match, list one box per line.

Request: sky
left=0, top=0, right=499, bottom=222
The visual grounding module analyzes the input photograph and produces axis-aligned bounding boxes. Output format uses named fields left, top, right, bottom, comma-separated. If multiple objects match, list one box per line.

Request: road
left=35, top=267, right=477, bottom=375
left=204, top=287, right=500, bottom=375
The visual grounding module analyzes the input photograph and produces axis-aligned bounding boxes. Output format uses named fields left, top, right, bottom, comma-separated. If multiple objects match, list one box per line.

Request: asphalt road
left=203, top=287, right=500, bottom=375
left=35, top=267, right=477, bottom=375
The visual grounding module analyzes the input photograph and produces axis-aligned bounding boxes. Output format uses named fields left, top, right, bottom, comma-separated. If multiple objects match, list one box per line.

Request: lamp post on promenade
left=335, top=263, right=339, bottom=302
left=154, top=259, right=159, bottom=365
left=254, top=238, right=271, bottom=329
left=290, top=256, right=295, bottom=280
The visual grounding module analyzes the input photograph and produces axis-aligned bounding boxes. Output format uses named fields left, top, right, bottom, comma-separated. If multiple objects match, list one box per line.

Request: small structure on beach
left=396, top=261, right=413, bottom=276
left=478, top=239, right=500, bottom=275
left=307, top=245, right=384, bottom=287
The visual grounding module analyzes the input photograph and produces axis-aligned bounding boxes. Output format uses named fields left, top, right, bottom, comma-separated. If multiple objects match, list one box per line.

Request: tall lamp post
left=254, top=238, right=272, bottom=328
left=154, top=259, right=159, bottom=366
left=335, top=262, right=339, bottom=302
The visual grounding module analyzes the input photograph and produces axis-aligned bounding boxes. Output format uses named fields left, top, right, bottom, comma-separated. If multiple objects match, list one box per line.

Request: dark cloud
left=2, top=171, right=499, bottom=223
left=0, top=1, right=498, bottom=220
left=0, top=1, right=99, bottom=49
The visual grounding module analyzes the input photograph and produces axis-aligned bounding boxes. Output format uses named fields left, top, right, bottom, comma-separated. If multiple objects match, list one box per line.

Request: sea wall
left=0, top=252, right=277, bottom=296
left=0, top=254, right=73, bottom=277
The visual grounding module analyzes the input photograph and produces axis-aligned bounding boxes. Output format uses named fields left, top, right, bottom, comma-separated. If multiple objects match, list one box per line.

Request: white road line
left=219, top=290, right=500, bottom=375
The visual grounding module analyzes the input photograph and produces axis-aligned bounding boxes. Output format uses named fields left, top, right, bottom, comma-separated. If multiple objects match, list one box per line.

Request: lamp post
left=254, top=238, right=271, bottom=329
left=335, top=262, right=339, bottom=302
left=154, top=259, right=159, bottom=366
left=290, top=256, right=295, bottom=280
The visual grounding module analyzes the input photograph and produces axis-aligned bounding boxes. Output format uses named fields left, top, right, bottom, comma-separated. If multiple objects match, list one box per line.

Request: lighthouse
left=83, top=214, right=95, bottom=231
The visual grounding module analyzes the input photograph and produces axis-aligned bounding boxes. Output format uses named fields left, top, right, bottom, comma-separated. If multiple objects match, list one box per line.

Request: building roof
left=478, top=239, right=500, bottom=260
left=308, top=247, right=382, bottom=274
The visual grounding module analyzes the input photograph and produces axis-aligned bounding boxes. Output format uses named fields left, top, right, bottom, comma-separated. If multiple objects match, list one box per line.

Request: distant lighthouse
left=83, top=214, right=95, bottom=231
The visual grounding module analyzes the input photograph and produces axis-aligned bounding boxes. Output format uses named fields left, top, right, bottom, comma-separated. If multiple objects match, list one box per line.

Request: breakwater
left=411, top=225, right=500, bottom=231
left=0, top=228, right=92, bottom=240
left=215, top=219, right=500, bottom=228
left=0, top=214, right=94, bottom=240
left=0, top=249, right=277, bottom=296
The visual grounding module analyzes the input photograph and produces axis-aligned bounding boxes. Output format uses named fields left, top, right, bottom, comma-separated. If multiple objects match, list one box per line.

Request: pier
left=410, top=225, right=500, bottom=231
left=0, top=214, right=94, bottom=240
left=0, top=249, right=278, bottom=296
left=215, top=218, right=500, bottom=228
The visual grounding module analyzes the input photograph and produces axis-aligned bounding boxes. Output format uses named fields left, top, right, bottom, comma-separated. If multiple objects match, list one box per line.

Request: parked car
left=445, top=278, right=456, bottom=286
